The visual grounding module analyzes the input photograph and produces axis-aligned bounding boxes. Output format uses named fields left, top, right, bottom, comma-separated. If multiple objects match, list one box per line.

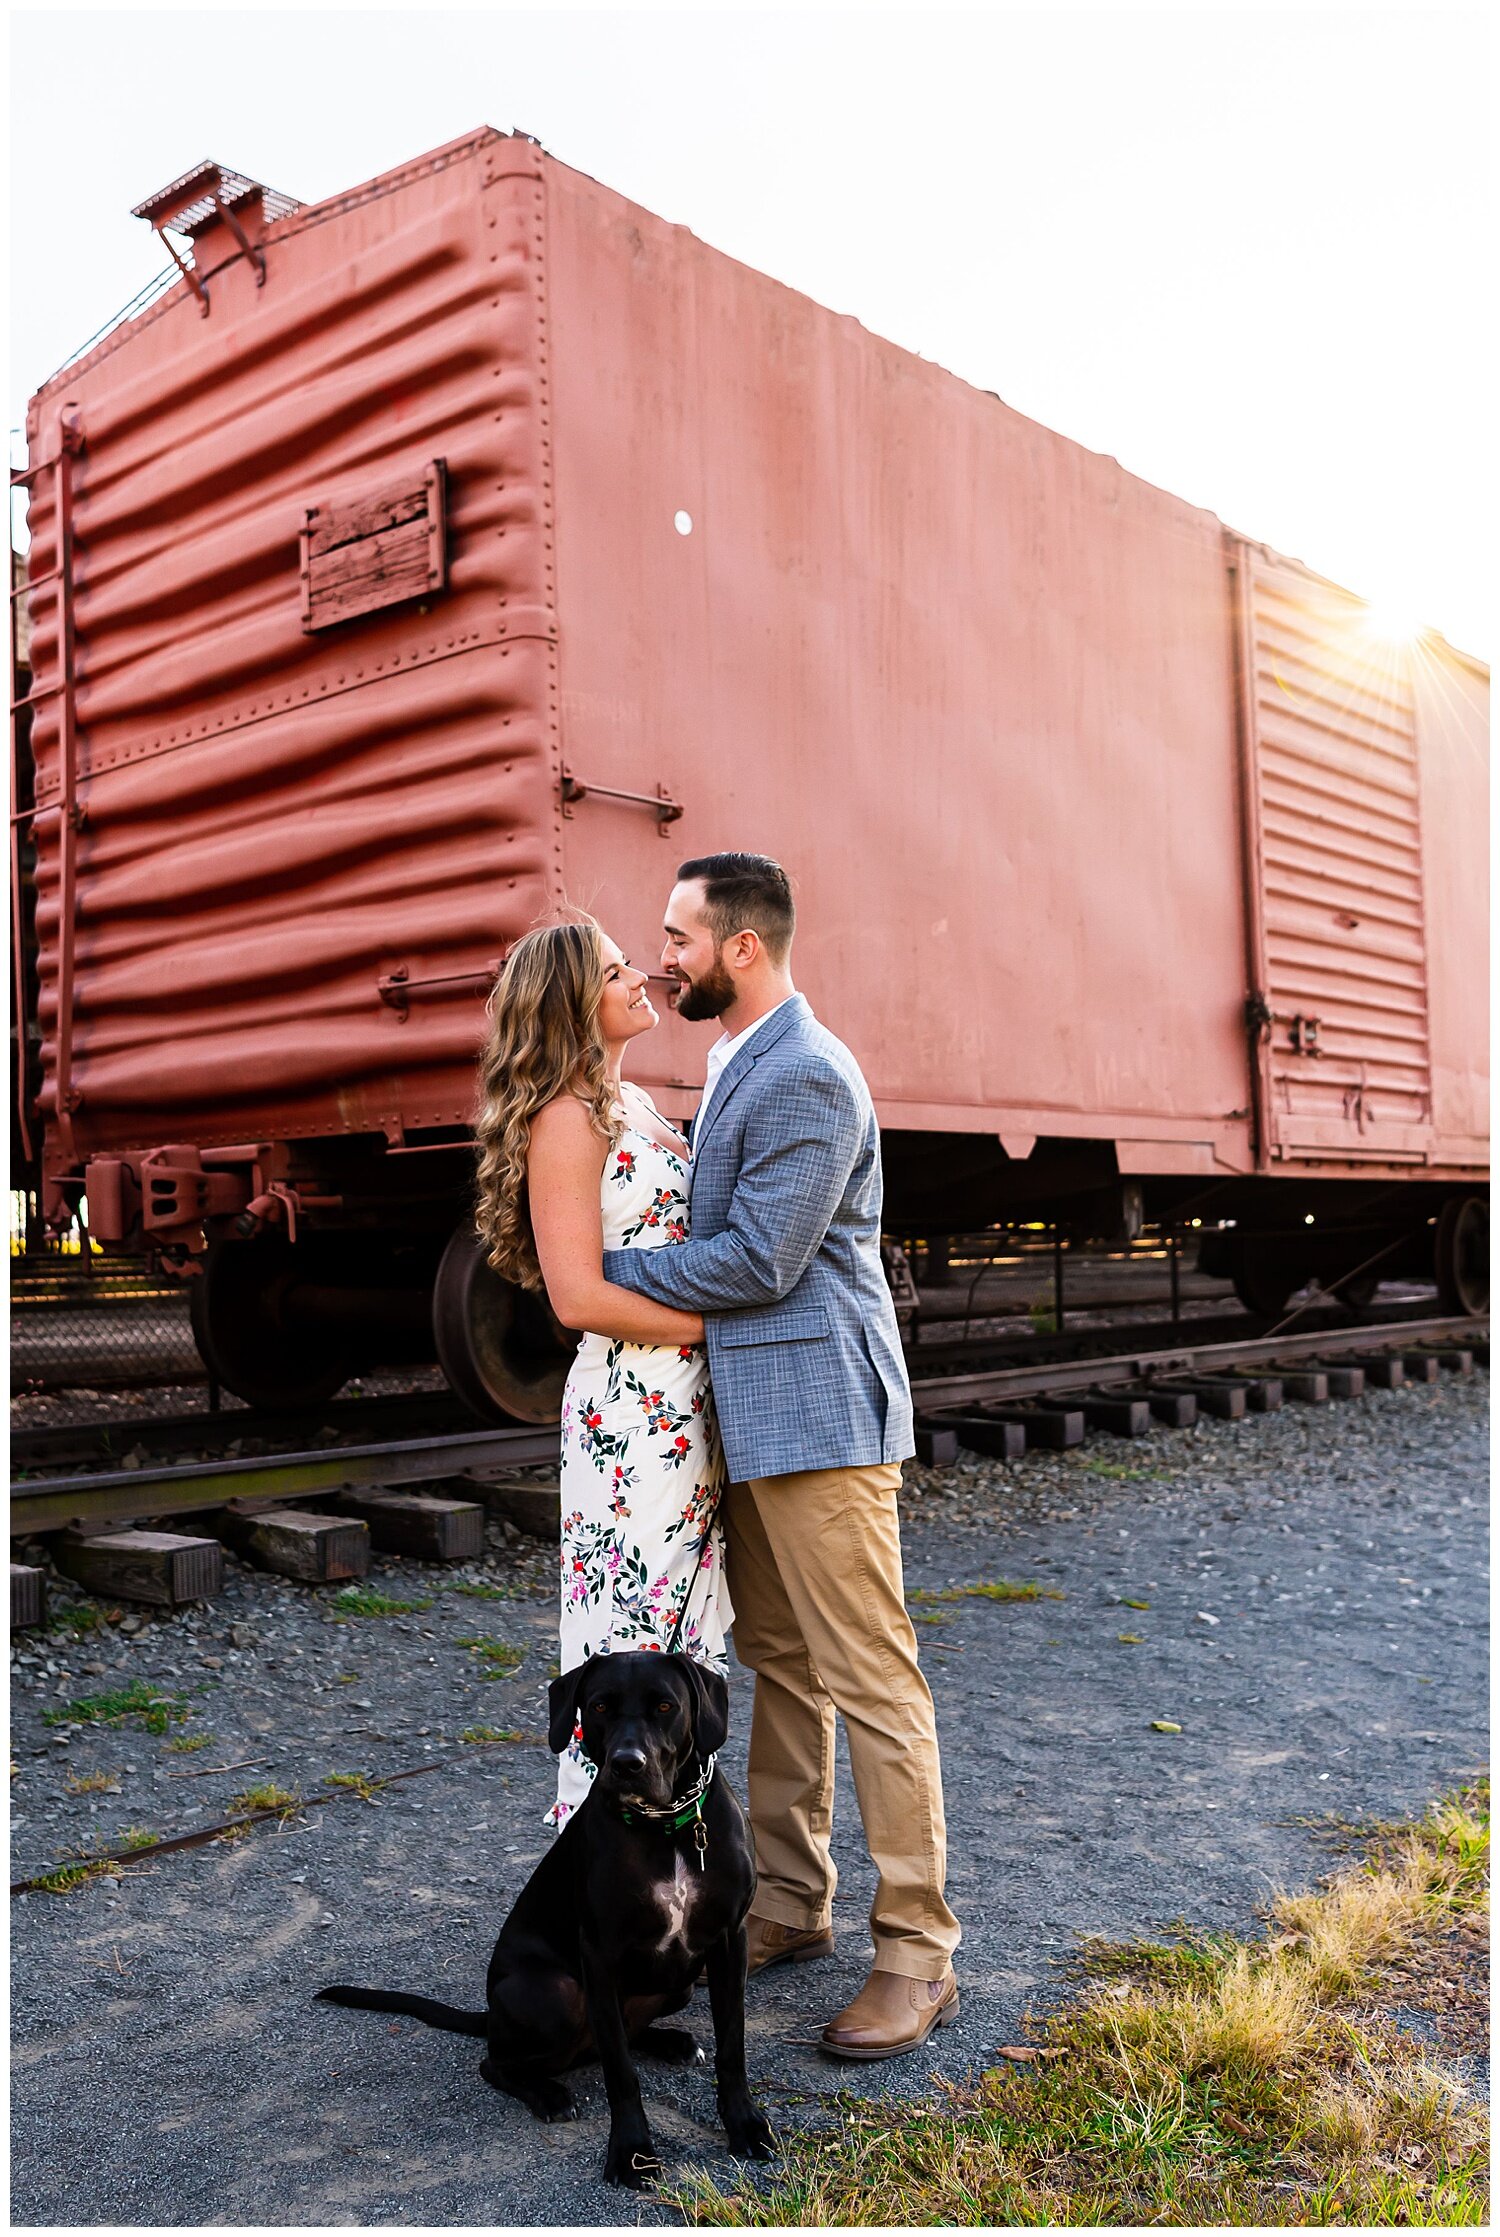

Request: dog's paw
left=725, top=2109, right=777, bottom=2162
left=603, top=2141, right=663, bottom=2189
left=637, top=2024, right=700, bottom=2064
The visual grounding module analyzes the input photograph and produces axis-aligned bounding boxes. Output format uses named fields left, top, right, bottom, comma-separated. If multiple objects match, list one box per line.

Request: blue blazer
left=603, top=995, right=914, bottom=1481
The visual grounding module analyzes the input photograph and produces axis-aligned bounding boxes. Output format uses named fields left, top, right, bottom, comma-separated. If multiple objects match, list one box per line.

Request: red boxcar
left=16, top=131, right=1488, bottom=1415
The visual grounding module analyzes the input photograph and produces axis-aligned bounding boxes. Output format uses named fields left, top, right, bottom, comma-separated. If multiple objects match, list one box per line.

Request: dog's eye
left=656, top=1700, right=675, bottom=1716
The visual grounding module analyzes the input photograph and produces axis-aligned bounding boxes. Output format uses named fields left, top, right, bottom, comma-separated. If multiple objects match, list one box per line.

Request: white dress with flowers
left=549, top=1117, right=732, bottom=1826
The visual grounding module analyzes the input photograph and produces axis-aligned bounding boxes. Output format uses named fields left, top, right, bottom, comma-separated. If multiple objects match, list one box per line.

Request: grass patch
left=228, top=1782, right=300, bottom=1819
left=908, top=1579, right=1065, bottom=1606
left=49, top=1603, right=121, bottom=1637
left=328, top=1588, right=432, bottom=1620
left=64, top=1769, right=116, bottom=1795
left=166, top=1732, right=212, bottom=1754
left=31, top=1859, right=113, bottom=1895
left=449, top=1580, right=525, bottom=1601
left=457, top=1636, right=526, bottom=1680
left=120, top=1826, right=158, bottom=1851
left=670, top=1782, right=1489, bottom=2227
left=324, top=1770, right=383, bottom=1803
left=461, top=1725, right=531, bottom=1745
left=43, top=1680, right=188, bottom=1735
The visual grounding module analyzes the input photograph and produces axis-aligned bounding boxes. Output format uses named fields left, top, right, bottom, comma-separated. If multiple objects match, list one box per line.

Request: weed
left=228, top=1783, right=300, bottom=1818
left=43, top=1681, right=188, bottom=1735
left=31, top=1860, right=110, bottom=1895
left=49, top=1604, right=120, bottom=1637
left=461, top=1726, right=530, bottom=1745
left=166, top=1733, right=212, bottom=1754
left=450, top=1581, right=524, bottom=1601
left=913, top=1611, right=952, bottom=1627
left=457, top=1636, right=525, bottom=1679
left=324, top=1771, right=383, bottom=1803
left=120, top=1827, right=158, bottom=1852
left=668, top=1782, right=1490, bottom=2227
left=908, top=1579, right=1064, bottom=1605
left=328, top=1588, right=432, bottom=1620
left=64, top=1770, right=115, bottom=1795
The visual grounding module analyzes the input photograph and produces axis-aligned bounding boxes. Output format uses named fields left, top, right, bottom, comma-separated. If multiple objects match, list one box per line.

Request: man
left=601, top=851, right=961, bottom=2059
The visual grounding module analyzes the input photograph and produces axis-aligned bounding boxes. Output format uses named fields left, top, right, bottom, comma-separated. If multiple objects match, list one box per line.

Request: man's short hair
left=677, top=852, right=796, bottom=962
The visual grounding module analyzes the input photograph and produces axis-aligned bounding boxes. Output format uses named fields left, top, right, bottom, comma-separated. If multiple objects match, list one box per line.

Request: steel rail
left=910, top=1311, right=1483, bottom=1411
left=9, top=1312, right=1482, bottom=1540
left=11, top=1422, right=560, bottom=1537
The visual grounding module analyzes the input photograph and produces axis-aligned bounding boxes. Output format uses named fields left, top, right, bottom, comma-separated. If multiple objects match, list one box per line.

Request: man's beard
left=673, top=952, right=737, bottom=1021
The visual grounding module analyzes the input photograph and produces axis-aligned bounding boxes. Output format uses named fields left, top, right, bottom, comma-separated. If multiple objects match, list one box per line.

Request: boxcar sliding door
left=1233, top=545, right=1435, bottom=1167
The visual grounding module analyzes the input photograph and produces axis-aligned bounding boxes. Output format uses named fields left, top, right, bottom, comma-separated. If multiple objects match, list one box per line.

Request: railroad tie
left=206, top=1507, right=370, bottom=1584
left=52, top=1528, right=223, bottom=1608
left=10, top=1564, right=47, bottom=1631
left=331, top=1489, right=485, bottom=1563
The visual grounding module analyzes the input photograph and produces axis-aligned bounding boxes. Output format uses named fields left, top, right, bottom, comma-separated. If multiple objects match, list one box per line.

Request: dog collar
left=615, top=1755, right=717, bottom=1866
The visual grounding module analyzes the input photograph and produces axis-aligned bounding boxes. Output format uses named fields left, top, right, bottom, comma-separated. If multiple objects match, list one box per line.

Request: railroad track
left=10, top=1308, right=1484, bottom=1541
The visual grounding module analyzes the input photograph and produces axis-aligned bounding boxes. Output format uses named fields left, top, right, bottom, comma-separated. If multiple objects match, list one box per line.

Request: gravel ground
left=10, top=1370, right=1488, bottom=2226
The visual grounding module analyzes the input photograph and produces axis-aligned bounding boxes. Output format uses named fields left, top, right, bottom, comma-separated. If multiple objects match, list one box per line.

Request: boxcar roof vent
left=132, top=161, right=301, bottom=237
left=132, top=162, right=301, bottom=313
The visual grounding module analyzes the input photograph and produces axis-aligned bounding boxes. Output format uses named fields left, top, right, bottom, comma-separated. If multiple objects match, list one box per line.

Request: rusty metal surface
left=20, top=129, right=1488, bottom=1194
left=11, top=1419, right=560, bottom=1537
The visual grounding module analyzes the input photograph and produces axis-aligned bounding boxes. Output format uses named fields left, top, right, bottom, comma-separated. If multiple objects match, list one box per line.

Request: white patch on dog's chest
left=655, top=1850, right=697, bottom=1952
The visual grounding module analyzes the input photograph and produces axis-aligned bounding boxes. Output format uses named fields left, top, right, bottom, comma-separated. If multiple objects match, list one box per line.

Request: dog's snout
left=609, top=1744, right=649, bottom=1777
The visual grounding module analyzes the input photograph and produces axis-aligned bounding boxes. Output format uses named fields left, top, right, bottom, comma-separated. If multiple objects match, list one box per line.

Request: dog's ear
left=677, top=1657, right=730, bottom=1756
left=547, top=1659, right=592, bottom=1756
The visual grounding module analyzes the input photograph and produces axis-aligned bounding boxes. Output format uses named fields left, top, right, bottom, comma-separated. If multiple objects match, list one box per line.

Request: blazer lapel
left=691, top=994, right=809, bottom=1164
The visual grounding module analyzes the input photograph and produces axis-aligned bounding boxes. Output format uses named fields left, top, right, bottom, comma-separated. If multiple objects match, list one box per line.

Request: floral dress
left=549, top=1115, right=732, bottom=1826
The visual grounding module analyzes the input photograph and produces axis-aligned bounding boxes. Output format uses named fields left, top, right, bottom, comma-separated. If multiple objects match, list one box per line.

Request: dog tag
left=693, top=1813, right=709, bottom=1871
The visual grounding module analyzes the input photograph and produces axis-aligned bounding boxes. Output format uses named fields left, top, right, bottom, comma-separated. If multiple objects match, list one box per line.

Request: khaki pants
left=723, top=1462, right=961, bottom=1981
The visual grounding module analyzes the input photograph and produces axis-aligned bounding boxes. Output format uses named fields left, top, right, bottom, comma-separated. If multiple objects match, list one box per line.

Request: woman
left=474, top=918, right=731, bottom=1827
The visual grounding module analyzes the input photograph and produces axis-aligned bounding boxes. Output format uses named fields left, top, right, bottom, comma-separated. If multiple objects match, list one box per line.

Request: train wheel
left=431, top=1225, right=575, bottom=1424
left=1434, top=1196, right=1489, bottom=1317
left=189, top=1235, right=353, bottom=1410
left=1231, top=1258, right=1298, bottom=1319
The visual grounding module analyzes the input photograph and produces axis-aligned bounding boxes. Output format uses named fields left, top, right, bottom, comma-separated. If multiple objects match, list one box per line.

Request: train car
left=15, top=130, right=1488, bottom=1419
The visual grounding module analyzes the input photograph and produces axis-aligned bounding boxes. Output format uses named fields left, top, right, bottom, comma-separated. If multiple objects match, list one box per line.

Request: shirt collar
left=706, top=995, right=794, bottom=1072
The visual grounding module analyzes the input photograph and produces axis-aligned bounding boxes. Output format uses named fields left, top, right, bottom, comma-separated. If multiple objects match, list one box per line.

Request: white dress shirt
left=694, top=997, right=793, bottom=1148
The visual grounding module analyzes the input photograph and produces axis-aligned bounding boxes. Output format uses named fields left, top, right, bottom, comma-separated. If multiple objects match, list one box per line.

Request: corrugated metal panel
left=23, top=132, right=562, bottom=1157
left=1243, top=553, right=1433, bottom=1157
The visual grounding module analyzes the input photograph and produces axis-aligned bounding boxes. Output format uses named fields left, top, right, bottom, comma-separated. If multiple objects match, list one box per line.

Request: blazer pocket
left=717, top=1308, right=831, bottom=1348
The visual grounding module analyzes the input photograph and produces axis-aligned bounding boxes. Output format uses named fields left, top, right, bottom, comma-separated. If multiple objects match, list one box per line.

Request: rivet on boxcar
left=674, top=511, right=694, bottom=536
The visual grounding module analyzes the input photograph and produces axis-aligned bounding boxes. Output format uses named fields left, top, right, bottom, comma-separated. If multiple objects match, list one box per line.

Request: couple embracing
left=474, top=853, right=961, bottom=2060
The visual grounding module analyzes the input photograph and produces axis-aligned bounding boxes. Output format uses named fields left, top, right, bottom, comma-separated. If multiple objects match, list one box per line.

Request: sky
left=7, top=4, right=1493, bottom=659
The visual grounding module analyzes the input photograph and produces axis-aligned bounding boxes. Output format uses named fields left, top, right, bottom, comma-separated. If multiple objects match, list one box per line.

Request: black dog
left=317, top=1650, right=775, bottom=2188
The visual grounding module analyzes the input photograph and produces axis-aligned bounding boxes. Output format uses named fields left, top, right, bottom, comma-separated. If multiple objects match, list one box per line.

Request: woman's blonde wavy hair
left=473, top=917, right=620, bottom=1289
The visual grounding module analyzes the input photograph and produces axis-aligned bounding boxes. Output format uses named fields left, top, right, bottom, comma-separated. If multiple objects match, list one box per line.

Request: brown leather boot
left=746, top=1914, right=835, bottom=1977
left=820, top=1966, right=960, bottom=2059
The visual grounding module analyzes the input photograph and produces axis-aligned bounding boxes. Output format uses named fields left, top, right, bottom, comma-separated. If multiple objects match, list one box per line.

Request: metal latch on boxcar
left=1243, top=995, right=1321, bottom=1055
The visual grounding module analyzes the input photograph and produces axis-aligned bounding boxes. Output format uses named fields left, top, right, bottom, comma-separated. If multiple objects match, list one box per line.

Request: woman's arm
left=528, top=1096, right=706, bottom=1345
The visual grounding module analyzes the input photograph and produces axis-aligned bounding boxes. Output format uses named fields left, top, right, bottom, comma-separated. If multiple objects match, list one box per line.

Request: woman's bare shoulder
left=528, top=1094, right=610, bottom=1156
